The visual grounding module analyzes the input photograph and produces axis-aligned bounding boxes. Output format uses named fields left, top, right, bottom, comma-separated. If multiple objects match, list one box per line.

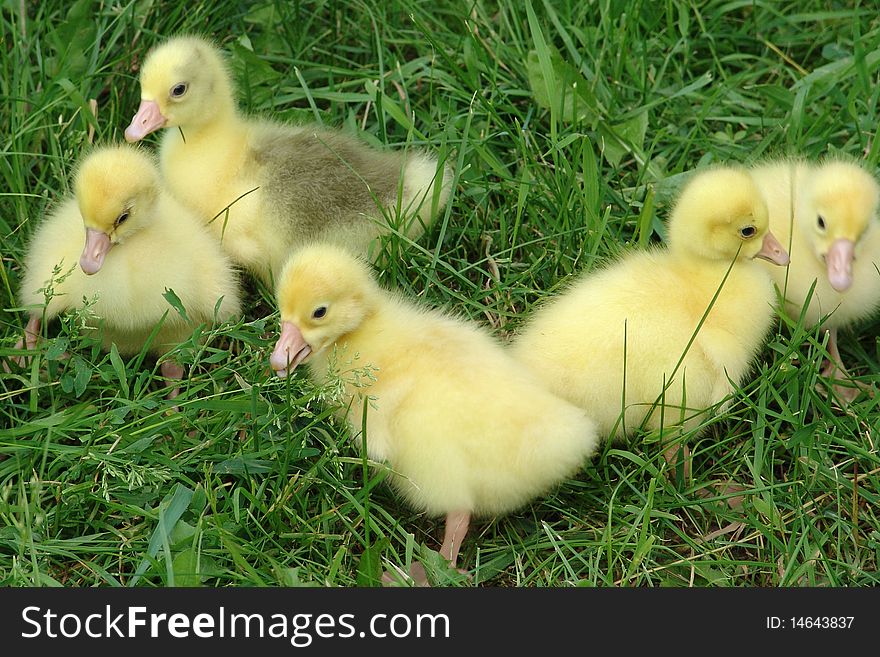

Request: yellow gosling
left=269, top=244, right=598, bottom=585
left=17, top=144, right=241, bottom=396
left=125, top=35, right=452, bottom=284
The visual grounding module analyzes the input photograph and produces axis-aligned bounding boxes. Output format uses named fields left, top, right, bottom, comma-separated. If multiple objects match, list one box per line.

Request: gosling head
left=668, top=166, right=789, bottom=267
left=270, top=245, right=380, bottom=377
left=800, top=159, right=880, bottom=292
left=125, top=35, right=235, bottom=142
left=74, top=145, right=159, bottom=275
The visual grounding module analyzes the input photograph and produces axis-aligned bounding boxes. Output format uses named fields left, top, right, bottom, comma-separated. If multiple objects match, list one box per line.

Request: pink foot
left=4, top=315, right=42, bottom=372
left=160, top=360, right=185, bottom=401
left=381, top=560, right=469, bottom=587
left=819, top=360, right=871, bottom=404
left=662, top=441, right=691, bottom=484
left=382, top=511, right=472, bottom=588
left=818, top=327, right=874, bottom=404
left=382, top=562, right=430, bottom=587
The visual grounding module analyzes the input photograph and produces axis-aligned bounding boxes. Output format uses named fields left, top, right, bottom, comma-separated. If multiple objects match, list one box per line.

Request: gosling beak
left=753, top=230, right=790, bottom=266
left=270, top=321, right=312, bottom=377
left=826, top=238, right=855, bottom=292
left=79, top=228, right=113, bottom=275
left=124, top=100, right=166, bottom=143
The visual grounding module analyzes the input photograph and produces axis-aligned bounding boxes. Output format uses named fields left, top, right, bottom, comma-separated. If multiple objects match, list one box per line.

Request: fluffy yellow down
left=128, top=35, right=453, bottom=285
left=510, top=166, right=784, bottom=441
left=751, top=158, right=880, bottom=330
left=273, top=244, right=598, bottom=518
left=19, top=144, right=241, bottom=356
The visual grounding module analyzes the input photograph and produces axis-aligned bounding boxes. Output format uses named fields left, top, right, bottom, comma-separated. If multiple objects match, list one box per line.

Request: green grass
left=1, top=0, right=879, bottom=587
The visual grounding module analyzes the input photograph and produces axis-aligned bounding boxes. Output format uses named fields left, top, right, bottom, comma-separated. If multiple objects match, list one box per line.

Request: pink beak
left=753, top=230, right=790, bottom=266
left=124, top=100, right=166, bottom=142
left=826, top=238, right=855, bottom=292
left=270, top=321, right=312, bottom=377
left=80, top=228, right=113, bottom=275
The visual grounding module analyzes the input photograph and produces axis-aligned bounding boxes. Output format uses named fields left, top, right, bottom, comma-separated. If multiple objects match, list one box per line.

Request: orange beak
left=80, top=228, right=112, bottom=275
left=270, top=321, right=312, bottom=377
left=825, top=238, right=855, bottom=292
left=753, top=230, right=790, bottom=266
left=125, top=100, right=166, bottom=142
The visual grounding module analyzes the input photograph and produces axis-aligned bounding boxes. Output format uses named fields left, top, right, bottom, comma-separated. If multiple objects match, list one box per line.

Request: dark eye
left=312, top=306, right=327, bottom=319
left=116, top=211, right=130, bottom=226
left=817, top=215, right=826, bottom=230
left=739, top=225, right=757, bottom=239
left=170, top=83, right=188, bottom=98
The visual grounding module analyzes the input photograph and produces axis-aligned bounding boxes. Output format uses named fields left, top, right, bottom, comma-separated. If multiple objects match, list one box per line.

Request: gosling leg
left=4, top=315, right=42, bottom=372
left=662, top=440, right=691, bottom=484
left=439, top=510, right=471, bottom=568
left=382, top=510, right=471, bottom=587
left=821, top=327, right=872, bottom=403
left=23, top=315, right=41, bottom=351
left=160, top=360, right=185, bottom=401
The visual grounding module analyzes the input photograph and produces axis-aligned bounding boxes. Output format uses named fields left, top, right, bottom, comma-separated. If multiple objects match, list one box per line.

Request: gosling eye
left=170, top=83, right=188, bottom=98
left=115, top=210, right=130, bottom=226
left=312, top=306, right=327, bottom=320
left=817, top=215, right=826, bottom=230
left=739, top=225, right=757, bottom=239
